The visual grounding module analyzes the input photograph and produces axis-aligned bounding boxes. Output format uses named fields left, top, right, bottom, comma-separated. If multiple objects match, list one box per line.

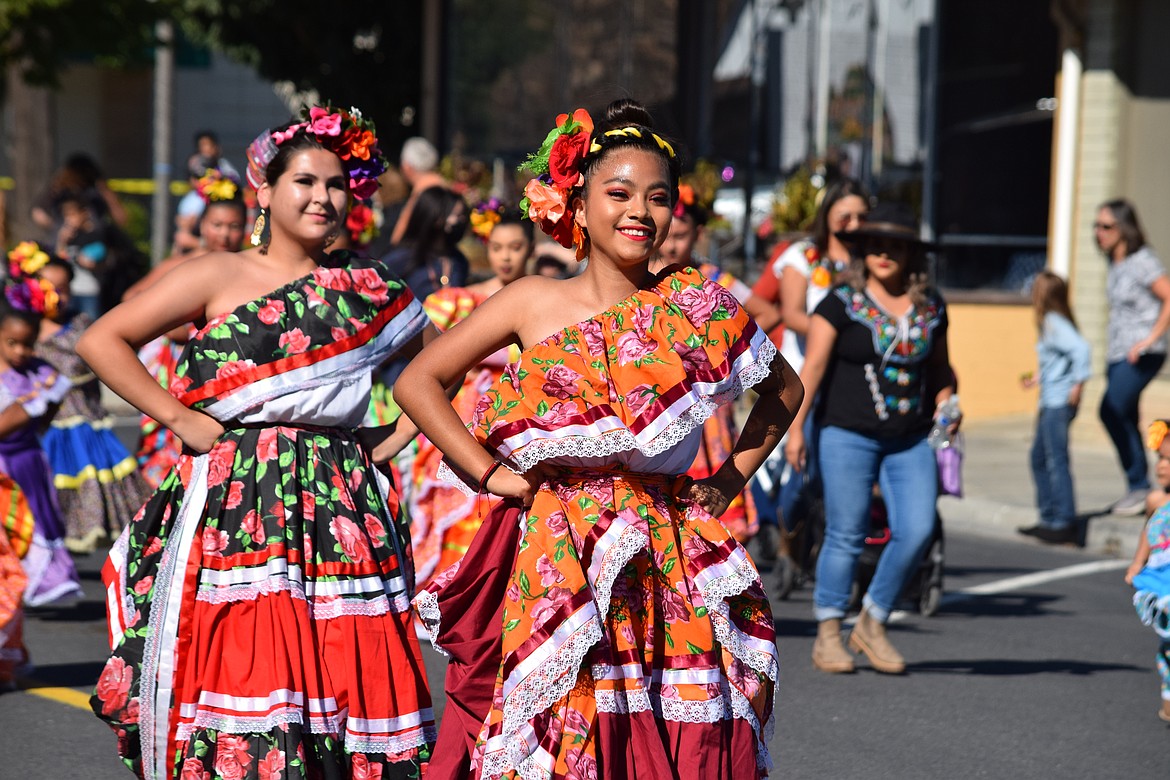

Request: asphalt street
left=1, top=526, right=1165, bottom=779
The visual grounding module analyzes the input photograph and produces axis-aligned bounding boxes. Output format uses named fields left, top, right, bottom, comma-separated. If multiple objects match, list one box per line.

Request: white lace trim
left=699, top=556, right=777, bottom=772
left=483, top=517, right=654, bottom=778
left=411, top=587, right=449, bottom=657
left=193, top=580, right=410, bottom=616
left=436, top=458, right=524, bottom=498
left=479, top=620, right=604, bottom=780
left=500, top=337, right=776, bottom=475
left=344, top=724, right=438, bottom=755
left=594, top=688, right=733, bottom=722
left=175, top=714, right=436, bottom=756
left=438, top=336, right=776, bottom=491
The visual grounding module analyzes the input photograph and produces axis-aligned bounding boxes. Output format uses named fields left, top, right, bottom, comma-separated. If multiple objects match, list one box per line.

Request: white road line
left=945, top=559, right=1128, bottom=602
left=864, top=559, right=1129, bottom=625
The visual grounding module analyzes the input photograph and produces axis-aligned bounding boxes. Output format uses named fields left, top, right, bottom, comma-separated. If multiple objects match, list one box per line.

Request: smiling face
left=574, top=147, right=673, bottom=270
left=258, top=148, right=348, bottom=248
left=200, top=202, right=247, bottom=253
left=0, top=316, right=38, bottom=369
left=660, top=213, right=699, bottom=266
left=863, top=236, right=913, bottom=287
left=487, top=223, right=532, bottom=284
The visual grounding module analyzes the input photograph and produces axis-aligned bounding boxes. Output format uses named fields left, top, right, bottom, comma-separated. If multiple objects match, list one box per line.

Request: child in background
left=53, top=194, right=108, bottom=320
left=32, top=252, right=151, bottom=553
left=1019, top=271, right=1091, bottom=545
left=1127, top=419, right=1170, bottom=722
left=0, top=269, right=80, bottom=606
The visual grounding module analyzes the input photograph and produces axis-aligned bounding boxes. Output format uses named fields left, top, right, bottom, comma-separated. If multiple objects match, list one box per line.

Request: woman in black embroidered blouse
left=785, top=203, right=956, bottom=676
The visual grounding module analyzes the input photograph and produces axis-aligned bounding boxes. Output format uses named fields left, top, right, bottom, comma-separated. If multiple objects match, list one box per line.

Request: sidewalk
left=940, top=377, right=1170, bottom=558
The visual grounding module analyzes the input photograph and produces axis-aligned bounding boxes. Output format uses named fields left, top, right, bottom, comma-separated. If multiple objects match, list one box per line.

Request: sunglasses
left=1093, top=222, right=1118, bottom=231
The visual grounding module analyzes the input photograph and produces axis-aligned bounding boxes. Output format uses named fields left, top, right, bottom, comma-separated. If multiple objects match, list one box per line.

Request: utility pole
left=150, top=20, right=174, bottom=264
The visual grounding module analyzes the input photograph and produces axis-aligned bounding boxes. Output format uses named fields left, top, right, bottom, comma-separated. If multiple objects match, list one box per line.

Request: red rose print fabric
left=416, top=267, right=779, bottom=779
left=91, top=252, right=435, bottom=779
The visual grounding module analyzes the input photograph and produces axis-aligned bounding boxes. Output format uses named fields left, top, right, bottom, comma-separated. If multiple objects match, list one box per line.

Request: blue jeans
left=814, top=426, right=938, bottom=623
left=749, top=416, right=820, bottom=531
left=1030, top=405, right=1077, bottom=530
left=1100, top=355, right=1165, bottom=491
left=72, top=293, right=101, bottom=320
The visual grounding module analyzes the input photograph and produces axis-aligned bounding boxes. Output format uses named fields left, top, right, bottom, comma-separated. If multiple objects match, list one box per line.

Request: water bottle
left=928, top=395, right=961, bottom=450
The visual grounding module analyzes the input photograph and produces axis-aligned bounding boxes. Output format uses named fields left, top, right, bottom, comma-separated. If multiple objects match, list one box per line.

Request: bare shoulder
left=1145, top=488, right=1166, bottom=516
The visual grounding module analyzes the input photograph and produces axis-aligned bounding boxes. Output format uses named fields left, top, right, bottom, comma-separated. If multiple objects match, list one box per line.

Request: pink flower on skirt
left=364, top=513, right=386, bottom=548
left=201, top=527, right=229, bottom=556
left=241, top=510, right=265, bottom=547
left=256, top=428, right=279, bottom=463
left=657, top=583, right=691, bottom=622
left=133, top=576, right=154, bottom=596
left=214, top=734, right=253, bottom=780
left=330, top=515, right=371, bottom=563
left=351, top=754, right=384, bottom=780
left=224, top=480, right=245, bottom=510
left=536, top=553, right=560, bottom=587
left=95, top=656, right=133, bottom=716
left=257, top=747, right=286, bottom=780
left=179, top=758, right=211, bottom=780
left=544, top=509, right=569, bottom=536
left=541, top=363, right=582, bottom=401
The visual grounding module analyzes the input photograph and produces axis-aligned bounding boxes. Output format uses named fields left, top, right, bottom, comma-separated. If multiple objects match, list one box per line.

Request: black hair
left=62, top=153, right=103, bottom=186
left=203, top=198, right=247, bottom=220
left=674, top=199, right=708, bottom=227
left=580, top=99, right=682, bottom=199
left=493, top=207, right=535, bottom=244
left=1099, top=198, right=1147, bottom=257
left=811, top=178, right=870, bottom=254
left=195, top=130, right=219, bottom=146
left=41, top=256, right=75, bottom=284
left=397, top=186, right=467, bottom=273
left=0, top=304, right=41, bottom=333
left=263, top=122, right=335, bottom=187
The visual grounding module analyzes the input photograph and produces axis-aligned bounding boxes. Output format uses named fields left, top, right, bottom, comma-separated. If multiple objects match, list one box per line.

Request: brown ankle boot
left=812, top=619, right=855, bottom=673
left=848, top=608, right=906, bottom=674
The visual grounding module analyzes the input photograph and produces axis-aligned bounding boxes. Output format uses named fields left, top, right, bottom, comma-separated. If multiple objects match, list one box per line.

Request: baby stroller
left=772, top=481, right=945, bottom=618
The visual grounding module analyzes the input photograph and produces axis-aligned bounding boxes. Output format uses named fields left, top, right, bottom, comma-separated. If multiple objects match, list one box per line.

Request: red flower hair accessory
left=246, top=104, right=387, bottom=199
left=518, top=108, right=594, bottom=257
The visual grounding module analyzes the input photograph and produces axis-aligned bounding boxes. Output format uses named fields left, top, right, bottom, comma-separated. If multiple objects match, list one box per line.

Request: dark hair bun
left=600, top=98, right=655, bottom=131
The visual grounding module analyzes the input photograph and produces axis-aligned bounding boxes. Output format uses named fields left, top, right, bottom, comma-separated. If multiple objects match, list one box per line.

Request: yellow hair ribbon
left=587, top=126, right=675, bottom=159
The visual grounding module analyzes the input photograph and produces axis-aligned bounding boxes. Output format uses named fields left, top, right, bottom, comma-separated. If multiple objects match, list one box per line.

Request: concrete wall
left=947, top=302, right=1039, bottom=420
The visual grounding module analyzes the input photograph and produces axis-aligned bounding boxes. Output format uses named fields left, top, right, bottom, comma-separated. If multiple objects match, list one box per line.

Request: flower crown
left=519, top=108, right=679, bottom=258
left=246, top=104, right=387, bottom=199
left=1148, top=420, right=1170, bottom=451
left=194, top=168, right=241, bottom=204
left=5, top=242, right=59, bottom=320
left=470, top=197, right=505, bottom=242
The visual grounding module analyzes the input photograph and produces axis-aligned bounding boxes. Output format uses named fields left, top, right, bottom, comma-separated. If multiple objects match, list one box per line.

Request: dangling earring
left=250, top=210, right=266, bottom=247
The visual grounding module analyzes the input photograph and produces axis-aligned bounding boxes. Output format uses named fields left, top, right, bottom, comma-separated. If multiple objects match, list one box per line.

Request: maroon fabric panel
left=596, top=712, right=763, bottom=779
left=426, top=499, right=523, bottom=780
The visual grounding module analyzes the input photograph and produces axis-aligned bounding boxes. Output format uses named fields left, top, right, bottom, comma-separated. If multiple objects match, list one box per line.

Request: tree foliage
left=0, top=0, right=167, bottom=88
left=178, top=1, right=423, bottom=150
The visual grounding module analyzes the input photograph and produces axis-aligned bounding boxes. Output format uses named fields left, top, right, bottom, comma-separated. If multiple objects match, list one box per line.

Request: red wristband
left=478, top=460, right=504, bottom=494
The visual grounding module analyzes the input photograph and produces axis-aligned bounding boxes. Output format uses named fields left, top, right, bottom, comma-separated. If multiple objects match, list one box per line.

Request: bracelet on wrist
left=478, top=460, right=504, bottom=494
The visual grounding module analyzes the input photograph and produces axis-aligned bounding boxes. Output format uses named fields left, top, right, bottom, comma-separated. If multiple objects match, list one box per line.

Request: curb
left=938, top=495, right=1143, bottom=559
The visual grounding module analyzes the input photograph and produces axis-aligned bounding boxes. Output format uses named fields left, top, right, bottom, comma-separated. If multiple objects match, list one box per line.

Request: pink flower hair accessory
left=245, top=103, right=388, bottom=197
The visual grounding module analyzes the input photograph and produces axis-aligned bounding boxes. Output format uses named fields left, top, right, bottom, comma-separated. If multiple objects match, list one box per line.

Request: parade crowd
left=0, top=95, right=1167, bottom=779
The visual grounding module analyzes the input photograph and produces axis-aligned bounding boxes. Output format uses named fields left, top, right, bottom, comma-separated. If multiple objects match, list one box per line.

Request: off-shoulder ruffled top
left=455, top=265, right=777, bottom=482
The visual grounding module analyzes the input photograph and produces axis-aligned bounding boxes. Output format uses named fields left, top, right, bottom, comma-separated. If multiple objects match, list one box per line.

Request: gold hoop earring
left=250, top=211, right=266, bottom=247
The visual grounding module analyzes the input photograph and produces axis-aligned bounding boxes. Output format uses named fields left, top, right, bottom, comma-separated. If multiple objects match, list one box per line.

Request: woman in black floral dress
left=79, top=106, right=438, bottom=779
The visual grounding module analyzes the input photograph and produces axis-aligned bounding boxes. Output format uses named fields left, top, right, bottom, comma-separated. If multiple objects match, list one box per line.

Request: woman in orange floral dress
left=408, top=206, right=533, bottom=588
left=398, top=99, right=803, bottom=779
